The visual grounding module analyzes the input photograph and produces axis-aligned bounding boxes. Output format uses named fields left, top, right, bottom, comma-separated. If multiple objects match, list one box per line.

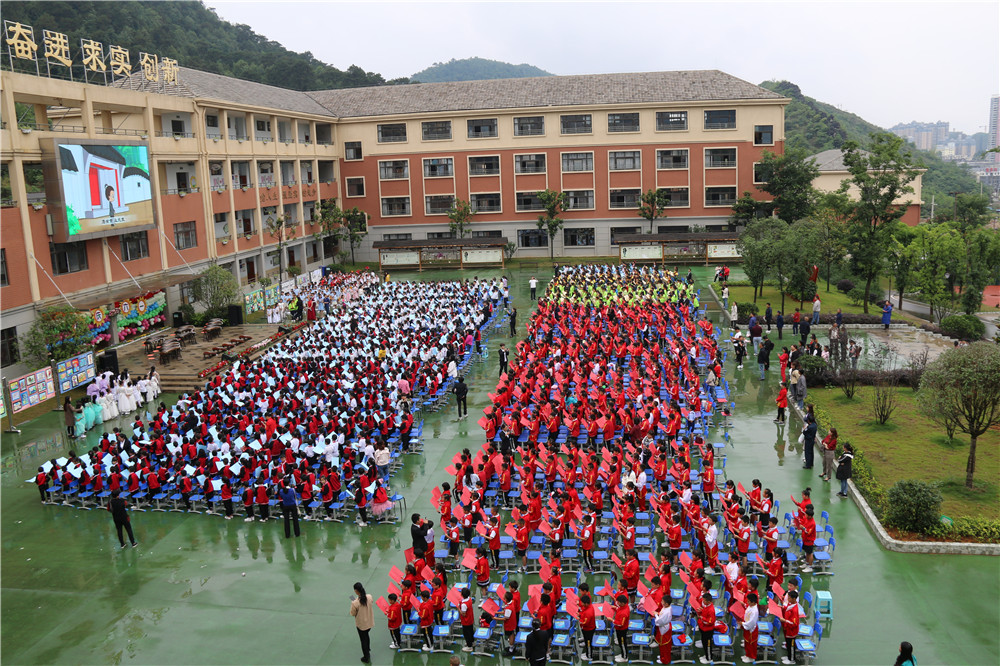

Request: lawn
left=723, top=283, right=925, bottom=325
left=809, top=387, right=999, bottom=521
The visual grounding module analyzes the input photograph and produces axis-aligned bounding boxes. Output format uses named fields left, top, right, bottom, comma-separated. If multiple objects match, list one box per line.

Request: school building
left=1, top=65, right=791, bottom=376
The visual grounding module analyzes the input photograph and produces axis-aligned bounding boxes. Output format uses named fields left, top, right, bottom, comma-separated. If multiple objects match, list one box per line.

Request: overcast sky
left=207, top=1, right=998, bottom=135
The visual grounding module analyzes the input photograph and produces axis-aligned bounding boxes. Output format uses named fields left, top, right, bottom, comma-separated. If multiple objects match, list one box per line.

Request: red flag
left=421, top=567, right=435, bottom=582
left=445, top=465, right=458, bottom=476
left=389, top=565, right=404, bottom=584
left=768, top=600, right=783, bottom=618
left=527, top=594, right=541, bottom=615
left=475, top=521, right=489, bottom=537
left=462, top=548, right=479, bottom=570
left=388, top=582, right=401, bottom=598
left=431, top=487, right=442, bottom=505
left=642, top=594, right=659, bottom=616
left=478, top=417, right=490, bottom=430
left=403, top=548, right=415, bottom=564
left=447, top=586, right=465, bottom=608
left=611, top=552, right=624, bottom=570
left=729, top=600, right=745, bottom=621
left=505, top=523, right=518, bottom=539
left=644, top=565, right=658, bottom=583
left=482, top=599, right=499, bottom=616
left=376, top=596, right=391, bottom=616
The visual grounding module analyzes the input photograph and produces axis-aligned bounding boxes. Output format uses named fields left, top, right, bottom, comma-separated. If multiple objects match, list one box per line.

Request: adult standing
left=811, top=295, right=821, bottom=325
left=764, top=302, right=773, bottom=331
left=350, top=582, right=375, bottom=664
left=107, top=490, right=138, bottom=549
left=775, top=310, right=784, bottom=340
left=498, top=344, right=510, bottom=377
left=835, top=444, right=854, bottom=497
left=411, top=513, right=426, bottom=552
left=820, top=427, right=838, bottom=482
left=524, top=619, right=548, bottom=666
left=893, top=641, right=916, bottom=666
left=802, top=413, right=818, bottom=470
left=63, top=397, right=77, bottom=439
left=453, top=377, right=468, bottom=419
left=509, top=307, right=518, bottom=337
left=882, top=300, right=893, bottom=330
left=279, top=477, right=301, bottom=538
left=529, top=276, right=538, bottom=300
left=799, top=319, right=811, bottom=348
left=796, top=367, right=808, bottom=411
left=721, top=285, right=729, bottom=311
left=730, top=302, right=739, bottom=329
left=749, top=320, right=763, bottom=356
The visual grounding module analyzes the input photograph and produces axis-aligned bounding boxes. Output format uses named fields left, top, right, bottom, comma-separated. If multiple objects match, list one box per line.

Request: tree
left=636, top=188, right=668, bottom=233
left=889, top=225, right=916, bottom=311
left=736, top=217, right=784, bottom=302
left=447, top=198, right=476, bottom=239
left=917, top=342, right=1000, bottom=488
left=535, top=189, right=568, bottom=262
left=952, top=193, right=992, bottom=231
left=192, top=264, right=241, bottom=317
left=961, top=227, right=1000, bottom=315
left=338, top=207, right=369, bottom=265
left=728, top=191, right=773, bottom=229
left=773, top=221, right=818, bottom=312
left=265, top=212, right=293, bottom=284
left=755, top=148, right=820, bottom=223
left=840, top=133, right=921, bottom=313
left=908, top=223, right=964, bottom=323
left=20, top=306, right=93, bottom=368
left=800, top=204, right=846, bottom=292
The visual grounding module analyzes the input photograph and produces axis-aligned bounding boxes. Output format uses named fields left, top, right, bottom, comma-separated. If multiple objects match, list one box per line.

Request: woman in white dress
left=116, top=380, right=132, bottom=415
left=103, top=389, right=119, bottom=420
left=135, top=377, right=148, bottom=407
left=147, top=366, right=161, bottom=400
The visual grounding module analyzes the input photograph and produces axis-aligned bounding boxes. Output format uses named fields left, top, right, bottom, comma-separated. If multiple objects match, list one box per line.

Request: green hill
left=760, top=80, right=979, bottom=215
left=412, top=57, right=552, bottom=83
left=0, top=0, right=408, bottom=90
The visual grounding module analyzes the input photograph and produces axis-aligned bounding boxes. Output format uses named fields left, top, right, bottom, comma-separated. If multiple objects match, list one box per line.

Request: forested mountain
left=0, top=0, right=408, bottom=90
left=411, top=57, right=552, bottom=83
left=760, top=80, right=980, bottom=213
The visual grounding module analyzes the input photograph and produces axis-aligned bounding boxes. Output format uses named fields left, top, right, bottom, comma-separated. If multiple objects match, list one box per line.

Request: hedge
left=811, top=404, right=1000, bottom=542
left=939, top=314, right=986, bottom=341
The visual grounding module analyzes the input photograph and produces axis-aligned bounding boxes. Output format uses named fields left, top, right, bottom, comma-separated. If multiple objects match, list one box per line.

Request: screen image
left=56, top=143, right=153, bottom=238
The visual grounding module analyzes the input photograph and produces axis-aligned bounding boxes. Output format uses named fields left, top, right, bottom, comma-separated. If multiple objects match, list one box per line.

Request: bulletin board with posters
left=56, top=351, right=97, bottom=393
left=244, top=289, right=265, bottom=315
left=8, top=368, right=57, bottom=414
left=264, top=286, right=280, bottom=307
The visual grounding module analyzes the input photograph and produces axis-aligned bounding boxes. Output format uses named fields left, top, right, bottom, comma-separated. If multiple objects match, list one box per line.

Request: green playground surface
left=1, top=265, right=997, bottom=665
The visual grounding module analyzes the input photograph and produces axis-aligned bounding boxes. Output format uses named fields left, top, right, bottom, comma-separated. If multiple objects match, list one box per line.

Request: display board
left=8, top=367, right=56, bottom=414
left=379, top=250, right=421, bottom=267
left=620, top=245, right=664, bottom=261
left=281, top=279, right=296, bottom=293
left=264, top=286, right=280, bottom=307
left=55, top=351, right=97, bottom=393
left=244, top=290, right=265, bottom=314
left=462, top=248, right=503, bottom=264
left=310, top=268, right=323, bottom=282
left=707, top=243, right=741, bottom=259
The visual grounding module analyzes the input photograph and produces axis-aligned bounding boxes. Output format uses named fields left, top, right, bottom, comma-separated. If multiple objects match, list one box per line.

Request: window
left=0, top=248, right=7, bottom=286
left=206, top=115, right=218, bottom=128
left=345, top=141, right=363, bottom=160
left=518, top=229, right=548, bottom=247
left=422, top=121, right=452, bottom=141
left=609, top=189, right=641, bottom=209
left=656, top=111, right=688, bottom=131
left=1, top=326, right=18, bottom=367
left=346, top=177, right=365, bottom=197
left=704, top=109, right=736, bottom=130
left=753, top=163, right=766, bottom=184
left=754, top=125, right=774, bottom=145
left=235, top=209, right=255, bottom=235
left=706, top=148, right=737, bottom=168
left=607, top=113, right=640, bottom=133
left=611, top=226, right=641, bottom=245
left=515, top=154, right=546, bottom=174
left=705, top=187, right=738, bottom=206
left=377, top=123, right=407, bottom=143
left=467, top=118, right=498, bottom=138
left=472, top=229, right=503, bottom=238
left=379, top=160, right=409, bottom=180
left=255, top=119, right=271, bottom=132
left=174, top=222, right=198, bottom=250
left=565, top=190, right=594, bottom=210
left=381, top=197, right=411, bottom=216
left=427, top=231, right=456, bottom=240
left=515, top=192, right=543, bottom=211
left=119, top=232, right=148, bottom=261
left=471, top=192, right=501, bottom=212
left=562, top=152, right=594, bottom=172
left=564, top=228, right=595, bottom=246
left=423, top=157, right=454, bottom=178
left=382, top=233, right=412, bottom=241
left=514, top=116, right=544, bottom=136
left=469, top=155, right=500, bottom=175
left=657, top=149, right=688, bottom=169
left=658, top=187, right=690, bottom=207
left=425, top=195, right=455, bottom=215
left=560, top=114, right=592, bottom=134
left=609, top=150, right=641, bottom=171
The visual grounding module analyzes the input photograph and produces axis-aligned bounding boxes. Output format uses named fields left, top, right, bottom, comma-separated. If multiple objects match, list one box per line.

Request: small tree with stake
left=337, top=207, right=369, bottom=265
left=917, top=342, right=1000, bottom=489
left=447, top=198, right=476, bottom=239
left=535, top=189, right=568, bottom=263
left=265, top=212, right=292, bottom=284
left=636, top=188, right=668, bottom=233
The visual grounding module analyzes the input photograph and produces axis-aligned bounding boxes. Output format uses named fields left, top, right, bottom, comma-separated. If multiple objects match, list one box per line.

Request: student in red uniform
left=781, top=590, right=800, bottom=664
left=580, top=514, right=595, bottom=572
left=579, top=593, right=597, bottom=662
left=386, top=592, right=403, bottom=649
left=35, top=467, right=49, bottom=503
left=799, top=506, right=817, bottom=572
left=501, top=591, right=518, bottom=656
left=243, top=484, right=255, bottom=522
left=487, top=514, right=502, bottom=568
left=459, top=587, right=476, bottom=652
left=515, top=517, right=530, bottom=572
left=417, top=590, right=434, bottom=652
left=220, top=480, right=234, bottom=519
left=474, top=546, right=491, bottom=596
left=430, top=577, right=447, bottom=625
left=622, top=549, right=641, bottom=601
left=620, top=516, right=637, bottom=554
left=447, top=517, right=462, bottom=558
left=536, top=592, right=555, bottom=648
left=613, top=594, right=631, bottom=663
left=654, top=604, right=673, bottom=665
left=254, top=481, right=270, bottom=521
left=696, top=591, right=716, bottom=664
left=741, top=591, right=759, bottom=663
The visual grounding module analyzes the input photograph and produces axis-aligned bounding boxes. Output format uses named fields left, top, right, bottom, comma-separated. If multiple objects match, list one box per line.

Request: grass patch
left=810, top=387, right=999, bottom=521
left=726, top=284, right=866, bottom=318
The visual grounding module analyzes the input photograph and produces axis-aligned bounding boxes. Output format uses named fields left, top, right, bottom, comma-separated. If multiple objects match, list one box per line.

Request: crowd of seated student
left=378, top=265, right=822, bottom=665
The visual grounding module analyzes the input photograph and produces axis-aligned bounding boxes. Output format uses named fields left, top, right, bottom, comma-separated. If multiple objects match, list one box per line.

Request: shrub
left=939, top=314, right=986, bottom=341
left=951, top=516, right=1000, bottom=542
left=798, top=354, right=831, bottom=385
left=836, top=278, right=855, bottom=294
left=178, top=303, right=195, bottom=325
left=735, top=302, right=758, bottom=323
left=848, top=287, right=867, bottom=307
left=885, top=480, right=942, bottom=533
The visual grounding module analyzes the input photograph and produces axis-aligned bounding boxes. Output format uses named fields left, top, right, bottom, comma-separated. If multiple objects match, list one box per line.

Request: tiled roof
left=112, top=67, right=334, bottom=116
left=308, top=70, right=787, bottom=118
left=809, top=149, right=852, bottom=171
left=112, top=68, right=787, bottom=119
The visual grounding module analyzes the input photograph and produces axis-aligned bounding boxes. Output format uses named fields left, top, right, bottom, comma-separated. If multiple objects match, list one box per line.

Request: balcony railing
left=515, top=166, right=546, bottom=174
left=282, top=180, right=298, bottom=187
left=468, top=129, right=498, bottom=138
left=473, top=203, right=501, bottom=212
left=705, top=197, right=737, bottom=207
left=17, top=122, right=86, bottom=133
left=161, top=187, right=199, bottom=195
left=155, top=130, right=196, bottom=138
left=229, top=133, right=248, bottom=141
left=609, top=125, right=640, bottom=133
left=705, top=121, right=736, bottom=130
left=96, top=127, right=148, bottom=137
left=706, top=158, right=736, bottom=168
left=514, top=127, right=544, bottom=136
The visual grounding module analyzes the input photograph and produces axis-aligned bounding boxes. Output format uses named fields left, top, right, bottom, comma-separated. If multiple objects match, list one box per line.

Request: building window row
left=366, top=111, right=770, bottom=144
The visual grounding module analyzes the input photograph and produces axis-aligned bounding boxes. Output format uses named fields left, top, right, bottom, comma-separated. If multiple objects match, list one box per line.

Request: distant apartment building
left=989, top=95, right=1000, bottom=164
left=890, top=121, right=949, bottom=151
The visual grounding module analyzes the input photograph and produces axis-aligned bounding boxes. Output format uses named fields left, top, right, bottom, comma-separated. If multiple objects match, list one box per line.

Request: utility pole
left=948, top=190, right=959, bottom=223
